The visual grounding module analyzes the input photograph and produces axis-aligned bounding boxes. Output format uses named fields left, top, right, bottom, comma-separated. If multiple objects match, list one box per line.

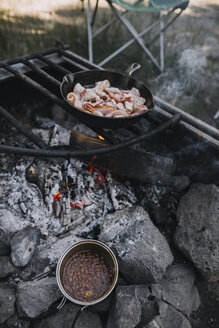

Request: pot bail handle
left=71, top=305, right=89, bottom=328
left=125, top=63, right=141, bottom=76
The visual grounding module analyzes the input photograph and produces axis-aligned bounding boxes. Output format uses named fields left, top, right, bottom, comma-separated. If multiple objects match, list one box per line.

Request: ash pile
left=0, top=114, right=218, bottom=328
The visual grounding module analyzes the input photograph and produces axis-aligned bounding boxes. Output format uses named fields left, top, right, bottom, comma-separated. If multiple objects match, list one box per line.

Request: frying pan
left=60, top=63, right=154, bottom=129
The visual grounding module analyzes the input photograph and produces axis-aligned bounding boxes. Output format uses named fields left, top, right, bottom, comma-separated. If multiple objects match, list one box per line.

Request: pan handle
left=125, top=63, right=141, bottom=76
left=63, top=73, right=75, bottom=85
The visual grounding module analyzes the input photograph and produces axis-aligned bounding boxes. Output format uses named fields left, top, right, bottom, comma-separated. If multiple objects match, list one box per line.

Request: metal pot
left=56, top=240, right=119, bottom=327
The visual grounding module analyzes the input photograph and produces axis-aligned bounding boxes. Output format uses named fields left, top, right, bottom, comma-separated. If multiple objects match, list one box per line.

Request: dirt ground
left=0, top=0, right=218, bottom=126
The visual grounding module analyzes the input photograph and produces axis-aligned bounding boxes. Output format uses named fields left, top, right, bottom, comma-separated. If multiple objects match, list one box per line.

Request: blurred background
left=0, top=0, right=218, bottom=125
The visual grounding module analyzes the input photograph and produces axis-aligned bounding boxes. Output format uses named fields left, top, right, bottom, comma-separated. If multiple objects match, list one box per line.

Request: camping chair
left=84, top=0, right=189, bottom=71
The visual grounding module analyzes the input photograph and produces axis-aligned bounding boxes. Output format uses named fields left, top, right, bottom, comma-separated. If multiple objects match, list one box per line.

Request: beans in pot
left=62, top=250, right=113, bottom=302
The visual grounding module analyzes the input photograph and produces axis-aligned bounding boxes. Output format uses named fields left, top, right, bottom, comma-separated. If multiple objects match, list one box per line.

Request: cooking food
left=62, top=249, right=113, bottom=302
left=67, top=80, right=148, bottom=118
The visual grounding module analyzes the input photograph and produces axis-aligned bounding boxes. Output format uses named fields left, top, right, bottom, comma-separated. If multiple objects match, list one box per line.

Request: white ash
left=0, top=160, right=59, bottom=238
left=45, top=158, right=137, bottom=236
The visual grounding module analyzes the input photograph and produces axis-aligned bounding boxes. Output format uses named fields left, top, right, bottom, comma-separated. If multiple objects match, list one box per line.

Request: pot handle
left=125, top=63, right=141, bottom=76
left=71, top=305, right=89, bottom=328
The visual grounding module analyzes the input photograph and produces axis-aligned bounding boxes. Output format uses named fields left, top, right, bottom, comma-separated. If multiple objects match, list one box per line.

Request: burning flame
left=53, top=192, right=61, bottom=201
left=98, top=135, right=105, bottom=141
left=88, top=155, right=97, bottom=174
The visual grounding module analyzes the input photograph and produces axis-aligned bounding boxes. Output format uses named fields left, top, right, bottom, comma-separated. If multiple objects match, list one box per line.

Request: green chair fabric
left=111, top=0, right=188, bottom=12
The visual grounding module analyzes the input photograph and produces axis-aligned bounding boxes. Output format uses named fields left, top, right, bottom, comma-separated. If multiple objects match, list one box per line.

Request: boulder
left=0, top=313, right=30, bottom=328
left=107, top=285, right=159, bottom=328
left=151, top=263, right=200, bottom=316
left=0, top=286, right=16, bottom=324
left=175, top=184, right=219, bottom=281
left=16, top=277, right=62, bottom=318
left=0, top=238, right=10, bottom=256
left=35, top=302, right=103, bottom=328
left=146, top=301, right=191, bottom=328
left=0, top=256, right=16, bottom=279
left=100, top=206, right=174, bottom=284
left=10, top=226, right=40, bottom=267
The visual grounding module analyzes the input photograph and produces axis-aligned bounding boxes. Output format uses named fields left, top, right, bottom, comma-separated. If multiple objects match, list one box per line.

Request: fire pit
left=0, top=43, right=218, bottom=328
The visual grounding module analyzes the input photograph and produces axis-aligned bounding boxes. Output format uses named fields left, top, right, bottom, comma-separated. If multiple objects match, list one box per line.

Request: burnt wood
left=69, top=130, right=174, bottom=184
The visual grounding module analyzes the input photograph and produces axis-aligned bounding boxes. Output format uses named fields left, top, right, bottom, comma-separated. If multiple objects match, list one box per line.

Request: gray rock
left=107, top=287, right=142, bottom=328
left=91, top=293, right=113, bottom=313
left=0, top=286, right=16, bottom=324
left=107, top=285, right=159, bottom=328
left=100, top=206, right=174, bottom=284
left=151, top=263, right=200, bottom=316
left=17, top=277, right=62, bottom=318
left=0, top=313, right=30, bottom=328
left=178, top=49, right=208, bottom=72
left=169, top=176, right=190, bottom=192
left=0, top=256, right=16, bottom=279
left=0, top=238, right=10, bottom=256
left=10, top=226, right=40, bottom=267
left=38, top=234, right=82, bottom=264
left=35, top=302, right=103, bottom=328
left=146, top=301, right=191, bottom=328
left=175, top=184, right=219, bottom=281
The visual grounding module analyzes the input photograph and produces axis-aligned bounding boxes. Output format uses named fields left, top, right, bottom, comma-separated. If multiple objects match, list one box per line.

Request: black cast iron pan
left=60, top=63, right=154, bottom=129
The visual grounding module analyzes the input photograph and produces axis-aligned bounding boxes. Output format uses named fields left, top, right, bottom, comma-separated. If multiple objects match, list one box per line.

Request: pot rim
left=56, top=239, right=119, bottom=306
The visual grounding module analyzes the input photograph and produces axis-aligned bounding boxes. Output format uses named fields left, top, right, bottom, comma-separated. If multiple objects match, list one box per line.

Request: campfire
left=0, top=44, right=218, bottom=328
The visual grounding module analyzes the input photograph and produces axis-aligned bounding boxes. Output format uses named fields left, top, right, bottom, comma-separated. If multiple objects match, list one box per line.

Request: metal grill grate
left=0, top=42, right=218, bottom=158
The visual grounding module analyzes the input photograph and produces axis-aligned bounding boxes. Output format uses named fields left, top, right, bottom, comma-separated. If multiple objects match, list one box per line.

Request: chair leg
left=87, top=0, right=93, bottom=62
left=159, top=11, right=164, bottom=72
left=107, top=0, right=161, bottom=71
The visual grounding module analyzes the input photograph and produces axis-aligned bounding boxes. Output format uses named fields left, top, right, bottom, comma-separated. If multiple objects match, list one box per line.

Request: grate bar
left=155, top=96, right=219, bottom=141
left=0, top=105, right=47, bottom=149
left=35, top=54, right=70, bottom=75
left=4, top=46, right=69, bottom=66
left=0, top=63, right=112, bottom=144
left=21, top=59, right=60, bottom=87
left=0, top=114, right=180, bottom=158
left=57, top=49, right=102, bottom=70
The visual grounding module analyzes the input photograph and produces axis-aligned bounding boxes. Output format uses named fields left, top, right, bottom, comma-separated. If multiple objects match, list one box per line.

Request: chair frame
left=85, top=0, right=188, bottom=71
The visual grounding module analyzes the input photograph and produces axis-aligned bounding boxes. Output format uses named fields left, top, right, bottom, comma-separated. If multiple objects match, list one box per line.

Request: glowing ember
left=53, top=192, right=61, bottom=201
left=88, top=155, right=97, bottom=174
left=98, top=135, right=105, bottom=141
